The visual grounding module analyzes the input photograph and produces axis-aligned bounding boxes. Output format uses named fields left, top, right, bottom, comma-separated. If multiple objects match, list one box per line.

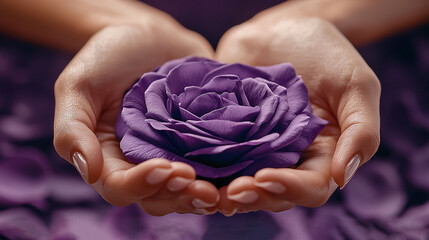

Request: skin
left=52, top=24, right=222, bottom=216
left=216, top=17, right=380, bottom=214
left=1, top=0, right=428, bottom=216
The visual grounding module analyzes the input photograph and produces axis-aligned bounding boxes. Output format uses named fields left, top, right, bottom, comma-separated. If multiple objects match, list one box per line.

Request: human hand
left=215, top=17, right=380, bottom=214
left=53, top=22, right=220, bottom=216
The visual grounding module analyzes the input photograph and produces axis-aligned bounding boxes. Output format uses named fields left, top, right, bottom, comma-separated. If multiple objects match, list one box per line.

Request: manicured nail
left=192, top=198, right=216, bottom=208
left=194, top=208, right=216, bottom=215
left=146, top=168, right=173, bottom=185
left=254, top=181, right=286, bottom=194
left=227, top=190, right=259, bottom=204
left=167, top=177, right=193, bottom=192
left=341, top=154, right=361, bottom=189
left=72, top=152, right=88, bottom=182
left=223, top=208, right=237, bottom=217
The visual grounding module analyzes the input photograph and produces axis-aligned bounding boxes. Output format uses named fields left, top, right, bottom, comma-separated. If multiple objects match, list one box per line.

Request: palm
left=54, top=25, right=221, bottom=215
left=215, top=18, right=380, bottom=213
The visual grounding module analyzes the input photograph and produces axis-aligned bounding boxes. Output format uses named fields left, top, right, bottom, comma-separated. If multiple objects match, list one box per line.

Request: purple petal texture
left=117, top=57, right=327, bottom=182
left=343, top=159, right=407, bottom=220
left=0, top=208, right=50, bottom=240
left=166, top=61, right=223, bottom=95
left=200, top=105, right=260, bottom=122
left=120, top=131, right=253, bottom=178
left=188, top=119, right=253, bottom=141
left=0, top=146, right=50, bottom=208
left=51, top=209, right=121, bottom=240
left=408, top=143, right=429, bottom=190
left=309, top=205, right=370, bottom=240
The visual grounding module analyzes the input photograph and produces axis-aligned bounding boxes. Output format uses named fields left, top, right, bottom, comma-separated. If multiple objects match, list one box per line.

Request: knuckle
left=218, top=23, right=269, bottom=64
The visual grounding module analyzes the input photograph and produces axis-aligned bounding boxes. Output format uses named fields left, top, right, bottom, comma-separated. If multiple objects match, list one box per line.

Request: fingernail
left=227, top=190, right=259, bottom=204
left=194, top=208, right=216, bottom=215
left=341, top=154, right=361, bottom=189
left=167, top=177, right=193, bottom=192
left=254, top=181, right=286, bottom=194
left=223, top=208, right=237, bottom=217
left=72, top=152, right=88, bottom=182
left=192, top=198, right=216, bottom=208
left=146, top=168, right=173, bottom=185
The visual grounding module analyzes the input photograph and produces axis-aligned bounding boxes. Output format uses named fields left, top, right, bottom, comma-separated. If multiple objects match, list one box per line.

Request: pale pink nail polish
left=341, top=154, right=361, bottom=189
left=254, top=181, right=286, bottom=194
left=192, top=198, right=216, bottom=208
left=72, top=152, right=88, bottom=182
left=146, top=168, right=173, bottom=185
left=194, top=208, right=216, bottom=215
left=167, top=177, right=192, bottom=192
left=223, top=208, right=237, bottom=217
left=227, top=190, right=259, bottom=204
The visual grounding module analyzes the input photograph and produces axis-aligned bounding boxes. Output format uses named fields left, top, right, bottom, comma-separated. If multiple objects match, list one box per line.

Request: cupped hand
left=215, top=17, right=380, bottom=215
left=53, top=21, right=219, bottom=216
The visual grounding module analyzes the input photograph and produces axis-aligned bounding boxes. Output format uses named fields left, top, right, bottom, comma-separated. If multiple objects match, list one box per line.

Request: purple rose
left=116, top=57, right=327, bottom=184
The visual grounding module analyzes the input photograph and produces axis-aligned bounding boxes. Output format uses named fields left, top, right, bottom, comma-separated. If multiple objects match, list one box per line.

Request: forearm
left=0, top=0, right=174, bottom=52
left=253, top=0, right=429, bottom=46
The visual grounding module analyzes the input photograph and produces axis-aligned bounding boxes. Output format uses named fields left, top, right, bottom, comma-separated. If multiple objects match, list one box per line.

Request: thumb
left=332, top=76, right=381, bottom=189
left=53, top=81, right=103, bottom=184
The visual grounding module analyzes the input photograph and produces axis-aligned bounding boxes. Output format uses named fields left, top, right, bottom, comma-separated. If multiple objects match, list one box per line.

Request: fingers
left=53, top=81, right=103, bottom=184
left=218, top=134, right=337, bottom=214
left=217, top=177, right=295, bottom=216
left=92, top=135, right=220, bottom=213
left=332, top=73, right=381, bottom=188
left=138, top=180, right=220, bottom=216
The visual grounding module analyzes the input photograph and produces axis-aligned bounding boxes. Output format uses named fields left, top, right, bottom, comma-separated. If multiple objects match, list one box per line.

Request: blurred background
left=0, top=1, right=429, bottom=239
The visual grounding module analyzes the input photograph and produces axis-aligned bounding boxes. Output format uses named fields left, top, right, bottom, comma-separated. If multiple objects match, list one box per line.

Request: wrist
left=252, top=0, right=429, bottom=46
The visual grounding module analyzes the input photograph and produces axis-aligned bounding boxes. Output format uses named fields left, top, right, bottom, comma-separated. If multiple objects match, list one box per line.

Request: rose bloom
left=116, top=57, right=327, bottom=185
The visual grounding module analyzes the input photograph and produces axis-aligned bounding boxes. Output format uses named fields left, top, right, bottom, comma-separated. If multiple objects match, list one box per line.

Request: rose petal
left=157, top=56, right=221, bottom=75
left=144, top=79, right=171, bottom=121
left=237, top=151, right=301, bottom=176
left=122, top=81, right=150, bottom=117
left=168, top=94, right=202, bottom=121
left=201, top=105, right=260, bottom=122
left=201, top=63, right=270, bottom=86
left=220, top=92, right=239, bottom=104
left=51, top=209, right=119, bottom=240
left=243, top=114, right=310, bottom=159
left=309, top=206, right=369, bottom=240
left=344, top=160, right=407, bottom=220
left=121, top=131, right=253, bottom=178
left=178, top=107, right=201, bottom=121
left=186, top=92, right=235, bottom=116
left=245, top=95, right=279, bottom=139
left=0, top=208, right=50, bottom=240
left=188, top=119, right=254, bottom=141
left=242, top=78, right=276, bottom=106
left=257, top=63, right=300, bottom=88
left=243, top=78, right=290, bottom=139
left=0, top=147, right=50, bottom=207
left=201, top=74, right=240, bottom=90
left=185, top=133, right=279, bottom=167
left=166, top=61, right=223, bottom=95
left=148, top=120, right=234, bottom=151
left=48, top=175, right=99, bottom=203
left=282, top=77, right=311, bottom=120
left=161, top=120, right=221, bottom=139
left=119, top=117, right=179, bottom=153
left=115, top=113, right=129, bottom=139
left=175, top=75, right=242, bottom=109
left=282, top=113, right=328, bottom=152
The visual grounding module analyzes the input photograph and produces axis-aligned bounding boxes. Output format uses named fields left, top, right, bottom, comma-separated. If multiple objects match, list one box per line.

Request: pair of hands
left=53, top=9, right=380, bottom=216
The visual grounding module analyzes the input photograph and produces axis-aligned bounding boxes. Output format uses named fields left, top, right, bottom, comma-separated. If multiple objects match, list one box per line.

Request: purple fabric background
left=1, top=1, right=429, bottom=239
